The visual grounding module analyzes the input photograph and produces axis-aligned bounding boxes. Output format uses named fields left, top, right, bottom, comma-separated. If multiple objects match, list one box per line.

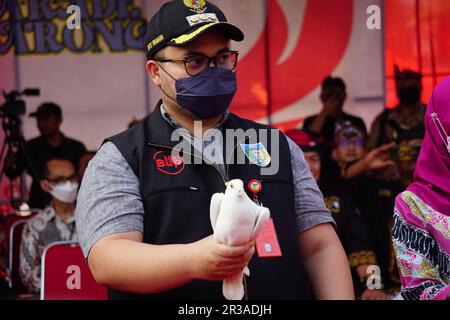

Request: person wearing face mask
left=75, top=0, right=354, bottom=300
left=393, top=77, right=450, bottom=300
left=19, top=158, right=78, bottom=294
left=367, top=66, right=427, bottom=150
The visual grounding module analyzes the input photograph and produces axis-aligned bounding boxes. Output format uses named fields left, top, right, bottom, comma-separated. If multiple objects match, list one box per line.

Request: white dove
left=210, top=179, right=270, bottom=300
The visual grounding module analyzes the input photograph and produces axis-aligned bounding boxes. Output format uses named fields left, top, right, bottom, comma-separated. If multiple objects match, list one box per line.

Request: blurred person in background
left=287, top=129, right=389, bottom=300
left=368, top=66, right=426, bottom=150
left=20, top=158, right=79, bottom=294
left=320, top=121, right=392, bottom=183
left=4, top=103, right=86, bottom=209
left=304, top=76, right=367, bottom=149
left=353, top=125, right=425, bottom=298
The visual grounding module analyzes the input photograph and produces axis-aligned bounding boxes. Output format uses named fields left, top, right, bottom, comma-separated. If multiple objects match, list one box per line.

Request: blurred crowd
left=286, top=67, right=426, bottom=299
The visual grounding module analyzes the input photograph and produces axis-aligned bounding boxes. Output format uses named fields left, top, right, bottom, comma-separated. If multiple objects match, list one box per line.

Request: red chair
left=5, top=210, right=39, bottom=293
left=4, top=209, right=39, bottom=268
left=8, top=219, right=30, bottom=294
left=40, top=241, right=108, bottom=300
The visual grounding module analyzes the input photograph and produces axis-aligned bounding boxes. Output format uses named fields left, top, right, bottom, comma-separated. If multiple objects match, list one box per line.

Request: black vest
left=107, top=103, right=312, bottom=300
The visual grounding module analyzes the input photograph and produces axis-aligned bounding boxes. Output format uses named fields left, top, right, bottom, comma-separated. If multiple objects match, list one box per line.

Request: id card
left=255, top=218, right=282, bottom=258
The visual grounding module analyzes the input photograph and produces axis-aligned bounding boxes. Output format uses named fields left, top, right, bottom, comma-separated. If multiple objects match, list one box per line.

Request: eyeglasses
left=156, top=50, right=239, bottom=76
left=47, top=174, right=77, bottom=185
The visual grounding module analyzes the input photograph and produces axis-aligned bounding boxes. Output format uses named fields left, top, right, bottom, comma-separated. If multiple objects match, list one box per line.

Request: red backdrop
left=230, top=0, right=354, bottom=130
left=385, top=0, right=450, bottom=108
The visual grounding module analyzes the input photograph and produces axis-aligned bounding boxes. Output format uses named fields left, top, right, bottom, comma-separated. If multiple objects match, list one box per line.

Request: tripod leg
left=0, top=138, right=9, bottom=186
left=18, top=137, right=40, bottom=183
left=0, top=137, right=7, bottom=164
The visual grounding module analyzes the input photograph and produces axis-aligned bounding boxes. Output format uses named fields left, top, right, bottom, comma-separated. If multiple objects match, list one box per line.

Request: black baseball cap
left=29, top=103, right=62, bottom=119
left=145, top=0, right=244, bottom=60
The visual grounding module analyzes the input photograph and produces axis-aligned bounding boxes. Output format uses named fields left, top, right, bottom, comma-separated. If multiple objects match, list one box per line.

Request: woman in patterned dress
left=392, top=76, right=450, bottom=300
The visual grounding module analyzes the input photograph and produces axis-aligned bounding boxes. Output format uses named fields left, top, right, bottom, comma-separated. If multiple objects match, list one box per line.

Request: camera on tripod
left=0, top=88, right=40, bottom=206
left=1, top=89, right=40, bottom=119
left=0, top=89, right=40, bottom=142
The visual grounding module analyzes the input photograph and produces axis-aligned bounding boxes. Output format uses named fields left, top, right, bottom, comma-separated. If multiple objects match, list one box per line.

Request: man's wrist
left=184, top=242, right=200, bottom=281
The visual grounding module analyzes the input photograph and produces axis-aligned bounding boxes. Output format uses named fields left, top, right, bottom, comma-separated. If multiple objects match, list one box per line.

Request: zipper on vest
left=148, top=143, right=229, bottom=186
left=145, top=186, right=199, bottom=197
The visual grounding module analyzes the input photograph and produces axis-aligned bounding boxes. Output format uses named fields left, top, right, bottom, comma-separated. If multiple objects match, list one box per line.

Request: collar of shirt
left=160, top=104, right=230, bottom=130
left=159, top=105, right=227, bottom=172
left=43, top=205, right=76, bottom=225
left=37, top=133, right=69, bottom=149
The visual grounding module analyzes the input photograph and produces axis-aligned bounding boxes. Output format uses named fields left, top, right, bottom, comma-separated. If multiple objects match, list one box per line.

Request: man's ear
left=40, top=180, right=51, bottom=193
left=146, top=61, right=161, bottom=86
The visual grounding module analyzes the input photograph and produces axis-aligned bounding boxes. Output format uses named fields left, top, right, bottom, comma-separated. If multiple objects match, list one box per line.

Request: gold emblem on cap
left=184, top=0, right=207, bottom=14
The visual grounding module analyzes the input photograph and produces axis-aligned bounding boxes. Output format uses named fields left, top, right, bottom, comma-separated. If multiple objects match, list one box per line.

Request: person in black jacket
left=286, top=129, right=391, bottom=300
left=4, top=103, right=86, bottom=209
left=304, top=76, right=367, bottom=149
left=352, top=125, right=425, bottom=297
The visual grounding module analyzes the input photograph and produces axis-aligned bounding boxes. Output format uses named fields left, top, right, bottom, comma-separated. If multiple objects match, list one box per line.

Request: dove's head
left=225, top=179, right=245, bottom=198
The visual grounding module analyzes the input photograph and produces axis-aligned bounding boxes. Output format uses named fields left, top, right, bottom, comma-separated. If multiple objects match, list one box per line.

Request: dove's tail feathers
left=223, top=272, right=245, bottom=300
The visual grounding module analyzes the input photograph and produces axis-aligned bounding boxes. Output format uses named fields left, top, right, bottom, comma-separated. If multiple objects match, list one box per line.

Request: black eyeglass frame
left=155, top=50, right=239, bottom=76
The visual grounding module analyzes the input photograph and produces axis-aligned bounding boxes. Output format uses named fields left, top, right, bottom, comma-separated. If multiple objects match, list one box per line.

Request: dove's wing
left=251, top=207, right=270, bottom=240
left=210, top=193, right=225, bottom=231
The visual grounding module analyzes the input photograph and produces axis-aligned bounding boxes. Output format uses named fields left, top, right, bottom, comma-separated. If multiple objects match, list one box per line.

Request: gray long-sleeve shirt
left=75, top=110, right=335, bottom=258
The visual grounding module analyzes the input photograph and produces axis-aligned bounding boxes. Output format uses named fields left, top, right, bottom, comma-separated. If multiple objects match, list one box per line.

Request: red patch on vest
left=153, top=151, right=185, bottom=175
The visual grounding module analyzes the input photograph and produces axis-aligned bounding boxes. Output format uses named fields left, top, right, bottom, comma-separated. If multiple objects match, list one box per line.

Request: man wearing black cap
left=5, top=102, right=86, bottom=209
left=76, top=0, right=353, bottom=300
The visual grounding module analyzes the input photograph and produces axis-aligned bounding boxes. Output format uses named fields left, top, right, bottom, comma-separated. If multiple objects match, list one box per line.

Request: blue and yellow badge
left=240, top=143, right=271, bottom=167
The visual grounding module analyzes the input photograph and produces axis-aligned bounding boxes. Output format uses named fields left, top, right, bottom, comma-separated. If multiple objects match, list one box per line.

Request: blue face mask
left=160, top=66, right=237, bottom=119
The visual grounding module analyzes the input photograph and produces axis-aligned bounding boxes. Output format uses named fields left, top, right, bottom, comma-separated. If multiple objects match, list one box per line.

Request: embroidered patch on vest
left=240, top=143, right=271, bottom=167
left=153, top=151, right=185, bottom=175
